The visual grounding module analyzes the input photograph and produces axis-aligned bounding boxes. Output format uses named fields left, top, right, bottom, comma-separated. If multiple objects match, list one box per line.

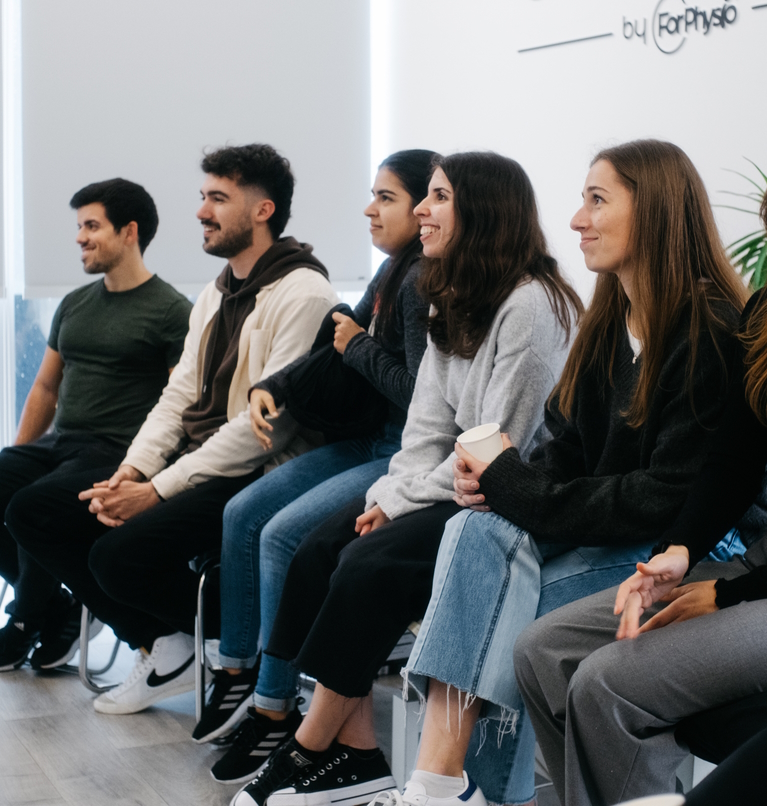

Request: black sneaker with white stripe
left=193, top=666, right=259, bottom=744
left=213, top=704, right=303, bottom=785
left=30, top=600, right=103, bottom=670
left=230, top=735, right=315, bottom=805
left=267, top=744, right=396, bottom=806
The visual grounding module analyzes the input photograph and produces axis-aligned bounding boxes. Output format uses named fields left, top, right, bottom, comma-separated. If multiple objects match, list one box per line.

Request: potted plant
left=720, top=159, right=767, bottom=290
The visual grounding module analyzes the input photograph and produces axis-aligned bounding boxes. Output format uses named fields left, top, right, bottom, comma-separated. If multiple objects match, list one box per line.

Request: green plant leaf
left=723, top=168, right=766, bottom=194
left=744, top=158, right=767, bottom=187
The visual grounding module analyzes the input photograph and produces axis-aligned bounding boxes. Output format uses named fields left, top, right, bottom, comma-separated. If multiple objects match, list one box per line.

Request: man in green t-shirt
left=0, top=178, right=192, bottom=672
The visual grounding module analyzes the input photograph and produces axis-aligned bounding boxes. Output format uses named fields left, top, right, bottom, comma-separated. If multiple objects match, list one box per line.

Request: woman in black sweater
left=380, top=140, right=747, bottom=806
left=514, top=193, right=767, bottom=806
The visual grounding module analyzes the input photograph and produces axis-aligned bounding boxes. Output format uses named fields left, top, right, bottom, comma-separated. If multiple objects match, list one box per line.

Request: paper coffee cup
left=457, top=423, right=503, bottom=463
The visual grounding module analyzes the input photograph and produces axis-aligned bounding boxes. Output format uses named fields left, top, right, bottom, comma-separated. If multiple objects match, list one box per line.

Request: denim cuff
left=217, top=651, right=259, bottom=670
left=253, top=692, right=296, bottom=712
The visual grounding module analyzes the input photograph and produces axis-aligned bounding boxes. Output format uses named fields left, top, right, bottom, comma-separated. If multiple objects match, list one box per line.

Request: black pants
left=267, top=496, right=461, bottom=698
left=0, top=432, right=124, bottom=626
left=8, top=460, right=262, bottom=650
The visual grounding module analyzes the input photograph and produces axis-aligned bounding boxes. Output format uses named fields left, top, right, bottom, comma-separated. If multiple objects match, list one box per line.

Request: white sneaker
left=94, top=632, right=195, bottom=714
left=369, top=774, right=487, bottom=806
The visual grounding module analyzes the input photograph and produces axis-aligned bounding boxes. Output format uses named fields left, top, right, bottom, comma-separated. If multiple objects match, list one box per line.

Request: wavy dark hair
left=419, top=151, right=582, bottom=359
left=555, top=139, right=747, bottom=427
left=201, top=143, right=294, bottom=239
left=373, top=149, right=437, bottom=343
left=742, top=190, right=767, bottom=423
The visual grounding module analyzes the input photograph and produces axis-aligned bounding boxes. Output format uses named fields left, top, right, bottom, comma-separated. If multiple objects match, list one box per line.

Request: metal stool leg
left=77, top=606, right=121, bottom=693
left=196, top=559, right=219, bottom=722
left=0, top=580, right=8, bottom=608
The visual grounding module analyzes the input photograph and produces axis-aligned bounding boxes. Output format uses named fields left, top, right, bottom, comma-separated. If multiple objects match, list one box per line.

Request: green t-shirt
left=47, top=275, right=192, bottom=448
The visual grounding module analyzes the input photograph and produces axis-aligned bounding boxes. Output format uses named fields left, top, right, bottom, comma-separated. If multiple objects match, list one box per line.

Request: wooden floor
left=0, top=586, right=559, bottom=806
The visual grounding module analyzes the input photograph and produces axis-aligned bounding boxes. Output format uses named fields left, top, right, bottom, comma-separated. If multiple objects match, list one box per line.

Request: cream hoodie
left=123, top=268, right=338, bottom=499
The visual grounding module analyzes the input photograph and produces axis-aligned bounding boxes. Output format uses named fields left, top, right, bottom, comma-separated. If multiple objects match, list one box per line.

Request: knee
left=222, top=487, right=254, bottom=537
left=513, top=620, right=546, bottom=693
left=5, top=487, right=45, bottom=548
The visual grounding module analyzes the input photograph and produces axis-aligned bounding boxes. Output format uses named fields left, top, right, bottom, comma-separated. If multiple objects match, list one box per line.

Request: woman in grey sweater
left=229, top=151, right=582, bottom=806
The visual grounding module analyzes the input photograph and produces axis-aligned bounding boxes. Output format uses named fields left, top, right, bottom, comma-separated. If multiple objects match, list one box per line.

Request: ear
left=253, top=198, right=276, bottom=224
left=122, top=220, right=140, bottom=247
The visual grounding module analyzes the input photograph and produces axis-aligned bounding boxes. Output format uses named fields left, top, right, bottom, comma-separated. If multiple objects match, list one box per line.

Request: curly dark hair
left=69, top=178, right=159, bottom=254
left=201, top=144, right=294, bottom=239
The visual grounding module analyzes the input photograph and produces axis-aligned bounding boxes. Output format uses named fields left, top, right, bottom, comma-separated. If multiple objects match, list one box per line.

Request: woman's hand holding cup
left=453, top=424, right=511, bottom=510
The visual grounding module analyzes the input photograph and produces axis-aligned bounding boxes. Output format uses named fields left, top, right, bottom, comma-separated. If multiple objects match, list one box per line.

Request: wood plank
left=0, top=772, right=62, bottom=805
left=121, top=742, right=236, bottom=806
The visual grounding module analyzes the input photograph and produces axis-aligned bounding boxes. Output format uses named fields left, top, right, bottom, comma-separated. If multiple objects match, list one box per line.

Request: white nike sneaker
left=94, top=632, right=196, bottom=714
left=369, top=773, right=487, bottom=806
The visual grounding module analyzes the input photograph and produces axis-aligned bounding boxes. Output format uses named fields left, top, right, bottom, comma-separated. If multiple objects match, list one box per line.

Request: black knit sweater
left=637, top=288, right=767, bottom=608
left=480, top=303, right=740, bottom=547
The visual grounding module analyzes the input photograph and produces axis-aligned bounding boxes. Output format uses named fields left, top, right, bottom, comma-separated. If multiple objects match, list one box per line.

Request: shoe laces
left=112, top=649, right=153, bottom=693
left=293, top=747, right=346, bottom=787
left=370, top=789, right=423, bottom=806
left=228, top=709, right=263, bottom=753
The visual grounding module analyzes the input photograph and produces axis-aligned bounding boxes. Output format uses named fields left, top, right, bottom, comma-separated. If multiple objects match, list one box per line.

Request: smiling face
left=413, top=167, right=456, bottom=259
left=76, top=202, right=129, bottom=274
left=196, top=174, right=257, bottom=258
left=571, top=159, right=634, bottom=279
left=364, top=168, right=420, bottom=257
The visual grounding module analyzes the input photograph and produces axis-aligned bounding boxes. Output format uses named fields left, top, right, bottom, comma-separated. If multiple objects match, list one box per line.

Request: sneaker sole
left=34, top=619, right=105, bottom=670
left=0, top=654, right=30, bottom=672
left=194, top=695, right=253, bottom=745
left=267, top=775, right=397, bottom=806
left=93, top=678, right=196, bottom=714
left=212, top=755, right=269, bottom=786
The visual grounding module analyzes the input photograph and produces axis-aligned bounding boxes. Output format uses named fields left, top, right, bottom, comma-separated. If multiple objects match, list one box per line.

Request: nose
left=76, top=228, right=88, bottom=245
left=364, top=200, right=377, bottom=218
left=197, top=199, right=212, bottom=221
left=413, top=197, right=428, bottom=218
left=570, top=204, right=588, bottom=232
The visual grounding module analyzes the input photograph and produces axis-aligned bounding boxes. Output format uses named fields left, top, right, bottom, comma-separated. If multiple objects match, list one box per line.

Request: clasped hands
left=78, top=464, right=161, bottom=527
left=613, top=544, right=718, bottom=640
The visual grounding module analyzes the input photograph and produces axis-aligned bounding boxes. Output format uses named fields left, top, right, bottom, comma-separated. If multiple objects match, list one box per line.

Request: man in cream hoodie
left=11, top=144, right=338, bottom=714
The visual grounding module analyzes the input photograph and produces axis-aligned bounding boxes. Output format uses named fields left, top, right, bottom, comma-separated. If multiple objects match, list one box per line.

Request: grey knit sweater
left=366, top=279, right=574, bottom=520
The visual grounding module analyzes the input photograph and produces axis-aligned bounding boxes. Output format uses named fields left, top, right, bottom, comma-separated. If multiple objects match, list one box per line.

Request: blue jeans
left=404, top=510, right=658, bottom=805
left=219, top=421, right=403, bottom=711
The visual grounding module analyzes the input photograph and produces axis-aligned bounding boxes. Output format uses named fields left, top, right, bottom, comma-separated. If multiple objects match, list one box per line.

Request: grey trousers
left=513, top=559, right=767, bottom=806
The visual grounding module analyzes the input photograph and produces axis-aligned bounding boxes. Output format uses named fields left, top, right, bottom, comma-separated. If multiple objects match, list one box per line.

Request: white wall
left=21, top=0, right=371, bottom=297
left=378, top=0, right=766, bottom=302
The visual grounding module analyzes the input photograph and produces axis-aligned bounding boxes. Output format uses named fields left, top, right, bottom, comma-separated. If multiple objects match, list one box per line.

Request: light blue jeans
left=219, top=421, right=403, bottom=711
left=404, top=510, right=660, bottom=806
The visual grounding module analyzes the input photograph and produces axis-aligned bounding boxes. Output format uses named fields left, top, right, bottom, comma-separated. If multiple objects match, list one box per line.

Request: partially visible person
left=0, top=178, right=191, bottom=671
left=514, top=192, right=767, bottom=806
left=8, top=144, right=338, bottom=714
left=380, top=139, right=748, bottom=806
left=195, top=150, right=436, bottom=786
left=230, top=151, right=582, bottom=806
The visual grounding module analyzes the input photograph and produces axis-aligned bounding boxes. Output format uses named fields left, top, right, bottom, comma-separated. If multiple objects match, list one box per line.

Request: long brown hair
left=419, top=152, right=583, bottom=359
left=742, top=190, right=767, bottom=423
left=555, top=140, right=747, bottom=427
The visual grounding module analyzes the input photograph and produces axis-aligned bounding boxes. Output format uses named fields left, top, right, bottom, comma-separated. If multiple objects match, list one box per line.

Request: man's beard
left=83, top=253, right=120, bottom=275
left=202, top=217, right=254, bottom=259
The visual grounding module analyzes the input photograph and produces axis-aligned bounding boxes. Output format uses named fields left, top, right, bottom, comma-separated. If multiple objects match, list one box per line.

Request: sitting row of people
left=0, top=137, right=761, bottom=806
